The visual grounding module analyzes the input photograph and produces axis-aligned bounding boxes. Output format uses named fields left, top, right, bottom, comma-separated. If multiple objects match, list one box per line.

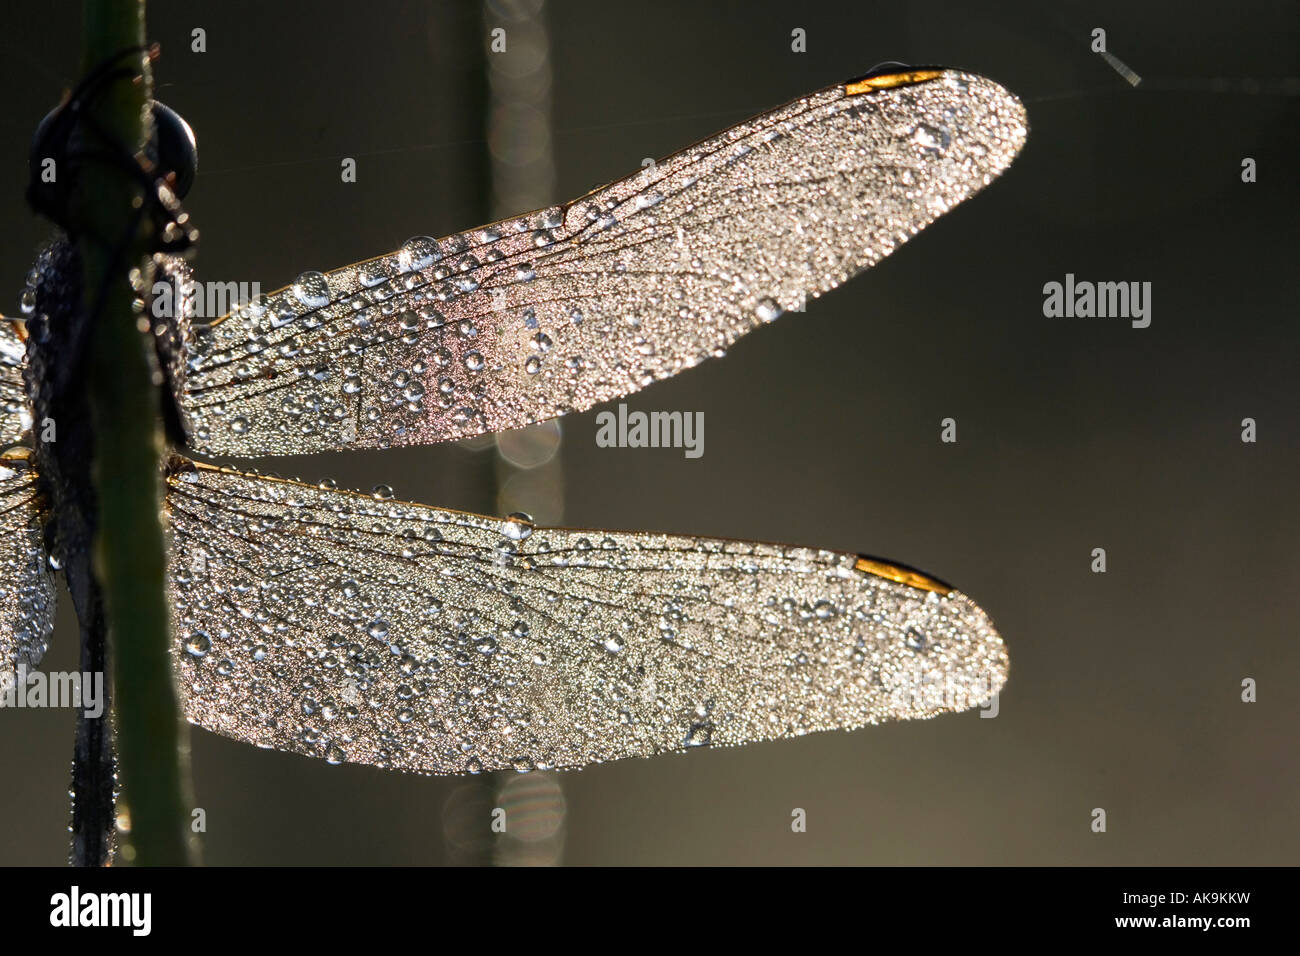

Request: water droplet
left=185, top=631, right=211, bottom=657
left=292, top=271, right=330, bottom=308
left=0, top=332, right=24, bottom=365
left=399, top=236, right=441, bottom=271
left=636, top=189, right=664, bottom=209
left=501, top=512, right=534, bottom=541
left=464, top=350, right=484, bottom=372
left=684, top=723, right=712, bottom=747
left=755, top=297, right=783, bottom=323
left=358, top=261, right=392, bottom=287
left=911, top=124, right=950, bottom=154
left=905, top=626, right=927, bottom=651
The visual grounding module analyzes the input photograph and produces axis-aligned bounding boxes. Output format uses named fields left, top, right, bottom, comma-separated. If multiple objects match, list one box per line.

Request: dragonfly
left=4, top=66, right=1024, bottom=779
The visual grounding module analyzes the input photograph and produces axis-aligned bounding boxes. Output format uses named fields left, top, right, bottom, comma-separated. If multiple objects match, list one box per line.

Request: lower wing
left=0, top=455, right=56, bottom=671
left=165, top=457, right=1006, bottom=774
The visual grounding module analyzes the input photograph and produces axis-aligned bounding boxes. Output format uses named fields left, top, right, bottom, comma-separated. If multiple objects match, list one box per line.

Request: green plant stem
left=77, top=0, right=192, bottom=866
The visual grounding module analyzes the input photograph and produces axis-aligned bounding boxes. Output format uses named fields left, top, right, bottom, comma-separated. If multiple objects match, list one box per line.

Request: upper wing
left=0, top=320, right=33, bottom=446
left=0, top=457, right=56, bottom=671
left=0, top=322, right=52, bottom=672
left=165, top=458, right=1007, bottom=774
left=178, top=68, right=1027, bottom=456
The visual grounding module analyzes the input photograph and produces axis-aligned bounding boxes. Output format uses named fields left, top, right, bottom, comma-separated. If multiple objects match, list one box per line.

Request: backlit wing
left=0, top=320, right=33, bottom=446
left=165, top=458, right=1007, bottom=774
left=0, top=458, right=56, bottom=671
left=178, top=69, right=1027, bottom=456
left=0, top=321, right=52, bottom=672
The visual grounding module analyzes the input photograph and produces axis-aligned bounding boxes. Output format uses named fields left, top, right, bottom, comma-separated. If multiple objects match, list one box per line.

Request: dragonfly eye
left=27, top=105, right=75, bottom=227
left=27, top=99, right=197, bottom=228
left=149, top=101, right=199, bottom=201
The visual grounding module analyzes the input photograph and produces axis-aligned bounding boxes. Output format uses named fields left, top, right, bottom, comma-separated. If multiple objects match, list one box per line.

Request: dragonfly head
left=28, top=98, right=198, bottom=244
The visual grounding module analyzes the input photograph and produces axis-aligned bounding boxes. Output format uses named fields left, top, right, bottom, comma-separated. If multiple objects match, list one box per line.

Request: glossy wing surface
left=0, top=460, right=55, bottom=671
left=179, top=70, right=1027, bottom=456
left=166, top=459, right=1007, bottom=774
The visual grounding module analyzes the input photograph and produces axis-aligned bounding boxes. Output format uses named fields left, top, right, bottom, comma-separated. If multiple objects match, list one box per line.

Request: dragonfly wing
left=0, top=460, right=56, bottom=670
left=0, top=323, right=50, bottom=670
left=179, top=69, right=1026, bottom=456
left=165, top=458, right=1007, bottom=774
left=0, top=321, right=34, bottom=446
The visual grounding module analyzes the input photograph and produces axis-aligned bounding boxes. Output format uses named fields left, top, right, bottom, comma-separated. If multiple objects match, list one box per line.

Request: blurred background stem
left=482, top=0, right=567, bottom=867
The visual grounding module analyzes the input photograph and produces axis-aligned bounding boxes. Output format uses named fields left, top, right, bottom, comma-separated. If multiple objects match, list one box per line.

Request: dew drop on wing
left=398, top=236, right=441, bottom=271
left=755, top=297, right=783, bottom=323
left=906, top=626, right=927, bottom=651
left=910, top=123, right=951, bottom=154
left=292, top=270, right=331, bottom=309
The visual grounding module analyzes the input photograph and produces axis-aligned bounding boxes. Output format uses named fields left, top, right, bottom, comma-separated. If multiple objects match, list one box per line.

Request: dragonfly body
left=24, top=239, right=100, bottom=629
left=16, top=237, right=192, bottom=650
left=7, top=67, right=1024, bottom=787
left=13, top=236, right=114, bottom=864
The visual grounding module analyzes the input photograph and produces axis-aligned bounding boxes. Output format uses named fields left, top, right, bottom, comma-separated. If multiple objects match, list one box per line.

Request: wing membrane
left=0, top=316, right=48, bottom=674
left=0, top=458, right=56, bottom=671
left=0, top=320, right=34, bottom=446
left=165, top=459, right=1007, bottom=774
left=179, top=69, right=1027, bottom=456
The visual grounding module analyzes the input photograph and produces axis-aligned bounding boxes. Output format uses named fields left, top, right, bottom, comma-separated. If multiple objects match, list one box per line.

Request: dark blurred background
left=1, top=0, right=1297, bottom=865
